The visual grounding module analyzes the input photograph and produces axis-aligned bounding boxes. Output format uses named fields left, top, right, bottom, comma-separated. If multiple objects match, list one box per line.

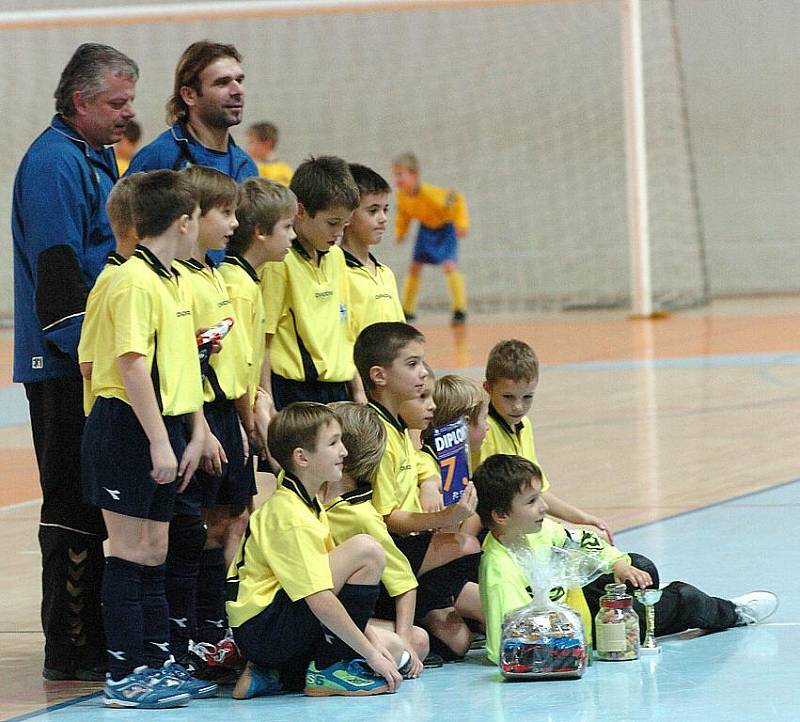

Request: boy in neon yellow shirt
left=473, top=454, right=778, bottom=664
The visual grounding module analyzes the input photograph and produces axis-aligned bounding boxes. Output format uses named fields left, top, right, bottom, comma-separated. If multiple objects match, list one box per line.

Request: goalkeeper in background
left=392, top=152, right=469, bottom=325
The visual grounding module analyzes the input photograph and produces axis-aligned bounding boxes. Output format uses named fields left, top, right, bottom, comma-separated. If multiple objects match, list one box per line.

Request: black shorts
left=233, top=590, right=321, bottom=670
left=81, top=397, right=186, bottom=522
left=380, top=532, right=470, bottom=621
left=193, top=399, right=255, bottom=508
left=271, top=373, right=349, bottom=411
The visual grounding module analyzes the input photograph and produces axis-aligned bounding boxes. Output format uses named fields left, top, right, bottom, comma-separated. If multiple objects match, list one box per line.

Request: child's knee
left=351, top=533, right=386, bottom=575
left=424, top=607, right=471, bottom=657
left=411, top=625, right=430, bottom=659
left=456, top=532, right=481, bottom=557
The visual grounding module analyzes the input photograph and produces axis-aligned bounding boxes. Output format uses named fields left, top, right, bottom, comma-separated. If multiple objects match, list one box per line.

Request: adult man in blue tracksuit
left=12, top=43, right=138, bottom=681
left=126, top=40, right=257, bottom=189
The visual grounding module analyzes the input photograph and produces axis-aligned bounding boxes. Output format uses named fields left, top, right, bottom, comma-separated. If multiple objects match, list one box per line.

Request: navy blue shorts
left=233, top=590, right=321, bottom=670
left=379, top=531, right=468, bottom=620
left=412, top=223, right=458, bottom=265
left=81, top=397, right=187, bottom=522
left=193, top=399, right=255, bottom=509
left=271, top=373, right=350, bottom=412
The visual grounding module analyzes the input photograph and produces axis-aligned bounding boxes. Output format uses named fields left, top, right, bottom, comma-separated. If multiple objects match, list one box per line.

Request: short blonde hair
left=392, top=151, right=419, bottom=174
left=431, top=375, right=485, bottom=429
left=106, top=173, right=142, bottom=240
left=229, top=177, right=297, bottom=254
left=268, top=402, right=339, bottom=474
left=330, top=402, right=387, bottom=487
left=181, top=165, right=237, bottom=215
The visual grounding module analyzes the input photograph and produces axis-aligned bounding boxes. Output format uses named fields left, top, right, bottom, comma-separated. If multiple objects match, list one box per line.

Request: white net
left=0, top=0, right=707, bottom=318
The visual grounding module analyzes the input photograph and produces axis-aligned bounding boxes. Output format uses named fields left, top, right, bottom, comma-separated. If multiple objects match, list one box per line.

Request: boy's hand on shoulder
left=585, top=515, right=613, bottom=544
left=612, top=561, right=652, bottom=590
left=150, top=438, right=178, bottom=484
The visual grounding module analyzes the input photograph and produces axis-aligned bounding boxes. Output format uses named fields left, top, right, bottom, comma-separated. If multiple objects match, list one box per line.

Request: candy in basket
left=499, top=543, right=606, bottom=680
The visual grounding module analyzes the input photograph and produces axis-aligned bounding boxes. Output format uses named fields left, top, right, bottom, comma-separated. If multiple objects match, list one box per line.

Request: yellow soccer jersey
left=261, top=242, right=355, bottom=383
left=325, top=486, right=417, bottom=597
left=116, top=156, right=130, bottom=178
left=369, top=401, right=422, bottom=517
left=175, top=257, right=244, bottom=403
left=219, top=254, right=267, bottom=405
left=479, top=405, right=551, bottom=492
left=78, top=252, right=126, bottom=415
left=342, top=250, right=405, bottom=338
left=227, top=471, right=334, bottom=628
left=416, top=444, right=441, bottom=486
left=480, top=521, right=629, bottom=662
left=256, top=160, right=293, bottom=187
left=89, top=246, right=203, bottom=417
left=394, top=181, right=470, bottom=240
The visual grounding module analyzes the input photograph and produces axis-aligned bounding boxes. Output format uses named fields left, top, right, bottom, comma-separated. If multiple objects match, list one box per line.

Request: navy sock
left=314, top=583, right=378, bottom=669
left=195, top=547, right=228, bottom=644
left=102, top=556, right=144, bottom=681
left=165, top=515, right=206, bottom=659
left=141, top=563, right=171, bottom=668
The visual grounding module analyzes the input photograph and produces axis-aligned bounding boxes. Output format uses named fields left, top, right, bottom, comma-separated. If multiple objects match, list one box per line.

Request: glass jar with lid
left=594, top=583, right=640, bottom=661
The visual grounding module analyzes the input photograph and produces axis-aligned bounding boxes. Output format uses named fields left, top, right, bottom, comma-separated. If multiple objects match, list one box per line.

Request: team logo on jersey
left=169, top=617, right=188, bottom=628
left=150, top=641, right=171, bottom=652
left=204, top=618, right=225, bottom=628
left=31, top=356, right=44, bottom=370
left=339, top=303, right=347, bottom=322
left=108, top=650, right=126, bottom=661
left=103, top=487, right=121, bottom=501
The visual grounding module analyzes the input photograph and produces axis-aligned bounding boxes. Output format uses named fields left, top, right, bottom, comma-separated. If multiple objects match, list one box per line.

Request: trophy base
left=639, top=646, right=662, bottom=655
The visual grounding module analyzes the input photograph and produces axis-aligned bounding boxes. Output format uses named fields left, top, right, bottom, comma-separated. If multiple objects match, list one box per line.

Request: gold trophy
left=634, top=589, right=663, bottom=655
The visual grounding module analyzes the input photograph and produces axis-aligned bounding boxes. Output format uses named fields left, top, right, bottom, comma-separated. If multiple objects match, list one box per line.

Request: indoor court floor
left=2, top=298, right=798, bottom=722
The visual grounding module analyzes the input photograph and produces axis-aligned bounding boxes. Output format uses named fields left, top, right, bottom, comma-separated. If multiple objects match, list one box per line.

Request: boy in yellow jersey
left=341, top=164, right=405, bottom=337
left=246, top=121, right=293, bottom=187
left=474, top=455, right=777, bottom=664
left=78, top=173, right=142, bottom=414
left=354, top=322, right=482, bottom=661
left=114, top=119, right=141, bottom=177
left=228, top=403, right=402, bottom=699
left=81, top=170, right=216, bottom=708
left=392, top=152, right=469, bottom=325
left=168, top=166, right=249, bottom=675
left=260, top=155, right=363, bottom=410
left=220, top=178, right=296, bottom=459
left=480, top=339, right=613, bottom=540
left=322, top=402, right=428, bottom=678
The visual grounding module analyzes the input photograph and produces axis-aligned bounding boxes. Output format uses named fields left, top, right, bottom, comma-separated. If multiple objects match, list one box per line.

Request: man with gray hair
left=12, top=42, right=138, bottom=681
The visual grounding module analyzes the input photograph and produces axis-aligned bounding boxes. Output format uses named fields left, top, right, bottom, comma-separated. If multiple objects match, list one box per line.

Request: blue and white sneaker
left=232, top=661, right=284, bottom=700
left=104, top=665, right=191, bottom=709
left=304, top=659, right=390, bottom=697
left=154, top=657, right=219, bottom=698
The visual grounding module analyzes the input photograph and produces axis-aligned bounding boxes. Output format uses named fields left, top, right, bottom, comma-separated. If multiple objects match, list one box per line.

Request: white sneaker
left=731, top=590, right=779, bottom=625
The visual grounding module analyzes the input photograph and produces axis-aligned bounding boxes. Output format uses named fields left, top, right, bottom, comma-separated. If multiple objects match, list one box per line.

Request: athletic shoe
left=397, top=650, right=412, bottom=679
left=153, top=658, right=218, bottom=698
left=44, top=665, right=106, bottom=682
left=732, top=590, right=779, bottom=625
left=469, top=632, right=487, bottom=651
left=104, top=666, right=191, bottom=709
left=451, top=310, right=467, bottom=325
left=422, top=653, right=444, bottom=668
left=304, top=659, right=390, bottom=697
left=232, top=661, right=284, bottom=700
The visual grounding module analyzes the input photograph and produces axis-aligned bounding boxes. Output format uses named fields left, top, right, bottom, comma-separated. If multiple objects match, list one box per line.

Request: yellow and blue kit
left=343, top=249, right=405, bottom=337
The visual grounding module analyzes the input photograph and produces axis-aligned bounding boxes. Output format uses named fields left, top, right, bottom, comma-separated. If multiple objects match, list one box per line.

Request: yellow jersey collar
left=342, top=249, right=382, bottom=269
left=107, top=252, right=126, bottom=267
left=280, top=470, right=322, bottom=516
left=368, top=399, right=407, bottom=435
left=222, top=253, right=260, bottom=284
left=488, top=402, right=524, bottom=436
left=134, top=245, right=173, bottom=279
